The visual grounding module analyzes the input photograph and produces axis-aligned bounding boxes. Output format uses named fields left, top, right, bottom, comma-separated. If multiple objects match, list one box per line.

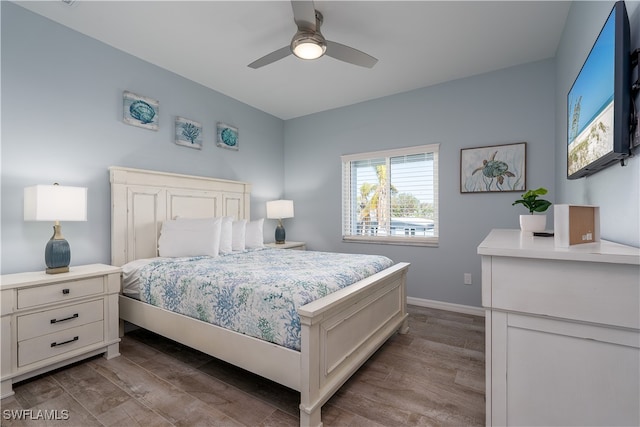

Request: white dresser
left=1, top=264, right=121, bottom=398
left=478, top=229, right=639, bottom=426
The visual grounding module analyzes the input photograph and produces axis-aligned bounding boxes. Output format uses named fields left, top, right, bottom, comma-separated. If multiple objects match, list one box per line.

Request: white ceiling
left=15, top=1, right=571, bottom=120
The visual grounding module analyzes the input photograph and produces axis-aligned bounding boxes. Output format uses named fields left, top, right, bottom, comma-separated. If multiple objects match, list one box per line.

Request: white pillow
left=245, top=218, right=264, bottom=249
left=158, top=217, right=222, bottom=257
left=232, top=219, right=247, bottom=251
left=219, top=216, right=234, bottom=254
left=121, top=258, right=156, bottom=298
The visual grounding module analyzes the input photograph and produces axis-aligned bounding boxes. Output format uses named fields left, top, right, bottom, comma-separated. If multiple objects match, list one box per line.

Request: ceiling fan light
left=291, top=31, right=327, bottom=60
left=293, top=41, right=325, bottom=59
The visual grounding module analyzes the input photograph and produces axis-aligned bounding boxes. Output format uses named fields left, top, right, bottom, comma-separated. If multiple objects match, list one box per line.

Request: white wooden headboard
left=110, top=167, right=251, bottom=266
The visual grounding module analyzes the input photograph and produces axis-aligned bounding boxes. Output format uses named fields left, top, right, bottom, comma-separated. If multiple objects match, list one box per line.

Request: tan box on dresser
left=554, top=204, right=600, bottom=247
left=0, top=264, right=121, bottom=398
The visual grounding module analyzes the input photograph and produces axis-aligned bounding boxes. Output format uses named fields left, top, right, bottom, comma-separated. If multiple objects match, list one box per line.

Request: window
left=342, top=144, right=439, bottom=246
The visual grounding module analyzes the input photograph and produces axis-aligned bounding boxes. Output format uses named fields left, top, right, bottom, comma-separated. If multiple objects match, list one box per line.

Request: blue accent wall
left=284, top=60, right=557, bottom=307
left=1, top=2, right=285, bottom=274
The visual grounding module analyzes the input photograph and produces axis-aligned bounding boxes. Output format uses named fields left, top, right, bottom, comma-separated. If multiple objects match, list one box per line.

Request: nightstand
left=265, top=241, right=306, bottom=250
left=0, top=264, right=121, bottom=398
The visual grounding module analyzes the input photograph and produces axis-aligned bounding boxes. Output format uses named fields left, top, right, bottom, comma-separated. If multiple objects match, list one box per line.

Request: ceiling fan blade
left=325, top=41, right=378, bottom=68
left=248, top=46, right=291, bottom=69
left=291, top=0, right=316, bottom=31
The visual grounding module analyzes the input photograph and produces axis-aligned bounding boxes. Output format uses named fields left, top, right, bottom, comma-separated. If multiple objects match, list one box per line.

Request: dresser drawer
left=17, top=299, right=104, bottom=341
left=17, top=277, right=104, bottom=309
left=490, top=257, right=640, bottom=329
left=18, top=321, right=104, bottom=367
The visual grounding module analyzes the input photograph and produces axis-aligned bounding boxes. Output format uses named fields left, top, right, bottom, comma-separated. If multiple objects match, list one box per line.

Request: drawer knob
left=62, top=289, right=70, bottom=295
left=50, top=313, right=79, bottom=324
left=51, top=336, right=79, bottom=347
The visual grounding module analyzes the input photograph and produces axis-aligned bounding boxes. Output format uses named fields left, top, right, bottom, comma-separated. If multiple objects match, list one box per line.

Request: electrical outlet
left=464, top=273, right=472, bottom=285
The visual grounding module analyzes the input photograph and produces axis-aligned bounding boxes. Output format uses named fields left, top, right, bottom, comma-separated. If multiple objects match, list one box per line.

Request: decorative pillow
left=219, top=216, right=234, bottom=254
left=232, top=219, right=247, bottom=251
left=245, top=218, right=264, bottom=249
left=158, top=217, right=222, bottom=257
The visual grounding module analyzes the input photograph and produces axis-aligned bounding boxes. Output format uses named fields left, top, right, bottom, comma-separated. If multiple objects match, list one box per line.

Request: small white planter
left=519, top=214, right=546, bottom=232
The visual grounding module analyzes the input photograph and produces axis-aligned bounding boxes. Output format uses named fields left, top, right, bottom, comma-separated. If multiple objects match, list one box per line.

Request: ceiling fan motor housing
left=290, top=10, right=326, bottom=60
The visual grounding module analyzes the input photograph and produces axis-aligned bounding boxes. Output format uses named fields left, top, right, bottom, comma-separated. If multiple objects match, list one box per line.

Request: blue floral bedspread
left=137, top=249, right=393, bottom=351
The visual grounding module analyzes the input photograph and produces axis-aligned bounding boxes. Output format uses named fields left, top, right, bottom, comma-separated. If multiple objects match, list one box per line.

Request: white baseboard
left=407, top=296, right=485, bottom=317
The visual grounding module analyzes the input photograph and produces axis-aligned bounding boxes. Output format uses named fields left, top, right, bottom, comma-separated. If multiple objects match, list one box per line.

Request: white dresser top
left=478, top=229, right=640, bottom=265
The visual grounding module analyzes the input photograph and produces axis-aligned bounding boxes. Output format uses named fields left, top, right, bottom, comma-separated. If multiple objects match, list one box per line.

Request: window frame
left=341, top=144, right=439, bottom=247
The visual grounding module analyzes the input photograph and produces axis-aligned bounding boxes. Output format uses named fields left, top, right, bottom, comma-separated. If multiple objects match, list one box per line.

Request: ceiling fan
left=248, top=0, right=377, bottom=69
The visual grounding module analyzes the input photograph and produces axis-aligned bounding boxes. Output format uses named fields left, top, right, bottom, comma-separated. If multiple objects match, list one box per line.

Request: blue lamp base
left=275, top=224, right=286, bottom=244
left=45, top=225, right=70, bottom=274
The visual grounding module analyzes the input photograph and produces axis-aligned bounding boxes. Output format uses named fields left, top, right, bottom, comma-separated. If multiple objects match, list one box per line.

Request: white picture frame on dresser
left=0, top=264, right=122, bottom=398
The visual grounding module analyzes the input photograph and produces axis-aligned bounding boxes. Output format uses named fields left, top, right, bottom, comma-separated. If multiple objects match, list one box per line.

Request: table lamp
left=24, top=183, right=88, bottom=274
left=266, top=200, right=294, bottom=244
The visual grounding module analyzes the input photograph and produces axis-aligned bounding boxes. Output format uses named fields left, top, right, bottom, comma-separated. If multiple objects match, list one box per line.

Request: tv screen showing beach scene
left=567, top=7, right=616, bottom=177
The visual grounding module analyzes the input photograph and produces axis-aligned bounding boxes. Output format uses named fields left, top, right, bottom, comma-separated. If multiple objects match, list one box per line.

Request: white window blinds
left=342, top=144, right=439, bottom=246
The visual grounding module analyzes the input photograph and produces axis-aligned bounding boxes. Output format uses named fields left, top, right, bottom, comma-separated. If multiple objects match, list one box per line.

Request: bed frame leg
left=399, top=316, right=409, bottom=334
left=299, top=406, right=322, bottom=427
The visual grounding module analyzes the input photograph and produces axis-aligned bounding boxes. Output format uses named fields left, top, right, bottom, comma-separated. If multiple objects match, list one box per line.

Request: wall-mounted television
left=567, top=1, right=631, bottom=179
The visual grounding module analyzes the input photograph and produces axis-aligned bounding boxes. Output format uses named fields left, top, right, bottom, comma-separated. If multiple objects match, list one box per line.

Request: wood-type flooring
left=1, top=305, right=485, bottom=426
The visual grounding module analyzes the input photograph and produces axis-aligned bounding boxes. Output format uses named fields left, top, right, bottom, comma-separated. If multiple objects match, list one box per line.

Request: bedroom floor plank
left=119, top=337, right=280, bottom=426
left=0, top=305, right=484, bottom=426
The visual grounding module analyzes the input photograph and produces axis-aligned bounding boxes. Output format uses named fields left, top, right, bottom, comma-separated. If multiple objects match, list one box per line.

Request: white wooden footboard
left=298, top=262, right=410, bottom=426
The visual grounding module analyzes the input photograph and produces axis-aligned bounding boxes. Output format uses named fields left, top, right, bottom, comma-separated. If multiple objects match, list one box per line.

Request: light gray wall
left=1, top=3, right=285, bottom=274
left=284, top=60, right=557, bottom=307
left=555, top=0, right=640, bottom=247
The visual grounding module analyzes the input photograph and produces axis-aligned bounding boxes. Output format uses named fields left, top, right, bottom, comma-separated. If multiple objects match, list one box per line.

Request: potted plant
left=512, top=187, right=552, bottom=232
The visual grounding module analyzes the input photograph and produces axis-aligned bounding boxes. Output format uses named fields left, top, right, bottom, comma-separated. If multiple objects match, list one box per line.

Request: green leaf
left=513, top=187, right=551, bottom=214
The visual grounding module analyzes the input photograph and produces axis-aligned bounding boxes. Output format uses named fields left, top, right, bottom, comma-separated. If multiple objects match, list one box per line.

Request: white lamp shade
left=266, top=200, right=294, bottom=219
left=24, top=185, right=87, bottom=221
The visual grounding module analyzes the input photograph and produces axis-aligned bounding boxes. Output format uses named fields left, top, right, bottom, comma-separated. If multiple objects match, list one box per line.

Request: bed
left=110, top=166, right=410, bottom=426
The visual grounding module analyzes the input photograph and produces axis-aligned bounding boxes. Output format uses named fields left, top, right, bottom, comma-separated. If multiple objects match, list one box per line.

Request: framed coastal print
left=175, top=117, right=202, bottom=149
left=216, top=123, right=238, bottom=151
left=123, top=91, right=159, bottom=130
left=460, top=142, right=526, bottom=193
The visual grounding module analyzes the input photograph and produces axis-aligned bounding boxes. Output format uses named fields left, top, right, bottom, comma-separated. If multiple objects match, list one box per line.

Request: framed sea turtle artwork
left=216, top=122, right=238, bottom=151
left=460, top=142, right=526, bottom=193
left=123, top=91, right=159, bottom=130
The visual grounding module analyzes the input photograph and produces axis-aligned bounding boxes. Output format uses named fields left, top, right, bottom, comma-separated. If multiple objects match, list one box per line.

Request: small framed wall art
left=216, top=123, right=238, bottom=151
left=175, top=117, right=202, bottom=149
left=123, top=91, right=159, bottom=131
left=460, top=142, right=526, bottom=193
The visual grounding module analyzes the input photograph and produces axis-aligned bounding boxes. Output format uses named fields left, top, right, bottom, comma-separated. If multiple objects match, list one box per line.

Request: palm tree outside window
left=342, top=144, right=439, bottom=246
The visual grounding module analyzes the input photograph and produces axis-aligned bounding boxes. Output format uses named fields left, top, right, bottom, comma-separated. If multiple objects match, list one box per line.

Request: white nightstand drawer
left=18, top=321, right=104, bottom=367
left=17, top=299, right=104, bottom=342
left=17, top=277, right=104, bottom=309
